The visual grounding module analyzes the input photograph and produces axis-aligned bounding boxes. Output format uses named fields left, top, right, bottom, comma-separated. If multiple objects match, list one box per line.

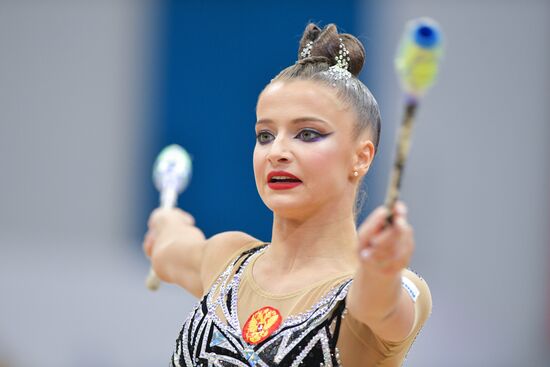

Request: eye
left=295, top=129, right=325, bottom=142
left=256, top=130, right=275, bottom=145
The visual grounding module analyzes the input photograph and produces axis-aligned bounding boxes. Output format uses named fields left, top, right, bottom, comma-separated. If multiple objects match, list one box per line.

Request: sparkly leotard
left=172, top=245, right=352, bottom=367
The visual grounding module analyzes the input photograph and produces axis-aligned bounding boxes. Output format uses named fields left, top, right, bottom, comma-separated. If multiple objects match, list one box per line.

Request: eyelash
left=256, top=129, right=329, bottom=145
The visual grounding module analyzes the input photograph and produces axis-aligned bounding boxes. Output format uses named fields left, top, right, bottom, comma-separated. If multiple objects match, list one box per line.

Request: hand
left=143, top=208, right=197, bottom=259
left=357, top=201, right=414, bottom=276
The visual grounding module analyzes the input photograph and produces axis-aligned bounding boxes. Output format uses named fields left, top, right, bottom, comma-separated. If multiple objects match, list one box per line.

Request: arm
left=143, top=208, right=259, bottom=298
left=347, top=202, right=416, bottom=342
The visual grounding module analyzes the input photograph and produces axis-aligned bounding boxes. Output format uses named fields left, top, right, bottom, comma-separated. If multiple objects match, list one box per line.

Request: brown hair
left=269, top=23, right=381, bottom=152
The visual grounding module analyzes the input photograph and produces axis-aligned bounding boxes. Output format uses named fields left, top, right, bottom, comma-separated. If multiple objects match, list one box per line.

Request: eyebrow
left=255, top=117, right=330, bottom=126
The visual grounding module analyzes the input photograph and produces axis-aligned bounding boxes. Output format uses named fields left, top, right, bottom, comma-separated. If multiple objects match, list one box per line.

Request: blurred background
left=1, top=0, right=549, bottom=366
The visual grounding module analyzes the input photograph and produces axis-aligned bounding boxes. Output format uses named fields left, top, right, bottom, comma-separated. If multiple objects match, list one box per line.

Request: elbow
left=347, top=300, right=395, bottom=325
left=346, top=281, right=402, bottom=324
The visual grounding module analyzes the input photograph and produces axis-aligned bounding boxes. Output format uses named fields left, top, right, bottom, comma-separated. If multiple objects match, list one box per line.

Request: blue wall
left=147, top=0, right=371, bottom=240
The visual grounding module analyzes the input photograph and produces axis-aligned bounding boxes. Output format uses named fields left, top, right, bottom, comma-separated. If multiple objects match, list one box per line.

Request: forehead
left=256, top=80, right=354, bottom=126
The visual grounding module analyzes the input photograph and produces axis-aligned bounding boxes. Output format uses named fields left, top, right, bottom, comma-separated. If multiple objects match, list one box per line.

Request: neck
left=266, top=204, right=359, bottom=274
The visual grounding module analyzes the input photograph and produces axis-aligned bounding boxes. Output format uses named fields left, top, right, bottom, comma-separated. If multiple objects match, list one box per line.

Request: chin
left=262, top=196, right=319, bottom=220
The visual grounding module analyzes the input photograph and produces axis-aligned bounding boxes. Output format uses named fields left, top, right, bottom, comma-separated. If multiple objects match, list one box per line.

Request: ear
left=353, top=139, right=375, bottom=177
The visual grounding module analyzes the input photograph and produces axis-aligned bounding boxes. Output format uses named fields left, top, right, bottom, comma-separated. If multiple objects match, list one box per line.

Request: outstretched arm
left=347, top=202, right=416, bottom=342
left=143, top=208, right=259, bottom=298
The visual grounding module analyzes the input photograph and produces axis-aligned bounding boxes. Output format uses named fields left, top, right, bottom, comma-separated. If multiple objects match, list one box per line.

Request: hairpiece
left=326, top=65, right=352, bottom=81
left=335, top=38, right=350, bottom=70
left=300, top=41, right=313, bottom=59
left=326, top=38, right=352, bottom=82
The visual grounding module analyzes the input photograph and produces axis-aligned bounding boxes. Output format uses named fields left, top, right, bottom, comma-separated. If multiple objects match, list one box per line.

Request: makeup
left=267, top=171, right=302, bottom=190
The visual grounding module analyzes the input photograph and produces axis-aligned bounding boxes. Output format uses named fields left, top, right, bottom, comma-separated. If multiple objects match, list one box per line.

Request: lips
left=267, top=171, right=302, bottom=190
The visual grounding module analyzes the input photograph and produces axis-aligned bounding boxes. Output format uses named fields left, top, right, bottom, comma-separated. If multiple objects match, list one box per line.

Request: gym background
left=1, top=1, right=549, bottom=366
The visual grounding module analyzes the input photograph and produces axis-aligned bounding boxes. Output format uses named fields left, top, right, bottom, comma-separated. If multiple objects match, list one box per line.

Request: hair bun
left=297, top=23, right=366, bottom=77
left=297, top=55, right=331, bottom=66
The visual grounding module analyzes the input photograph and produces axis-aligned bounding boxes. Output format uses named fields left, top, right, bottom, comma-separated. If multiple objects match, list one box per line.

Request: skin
left=143, top=79, right=415, bottom=343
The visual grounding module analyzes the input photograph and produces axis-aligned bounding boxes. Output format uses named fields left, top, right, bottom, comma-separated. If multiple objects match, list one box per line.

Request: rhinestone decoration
left=300, top=41, right=313, bottom=59
left=326, top=65, right=352, bottom=85
left=335, top=38, right=350, bottom=70
left=324, top=38, right=353, bottom=84
left=170, top=245, right=352, bottom=366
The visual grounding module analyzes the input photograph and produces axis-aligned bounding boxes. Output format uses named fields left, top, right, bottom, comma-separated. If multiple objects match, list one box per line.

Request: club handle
left=384, top=101, right=417, bottom=224
left=146, top=268, right=161, bottom=291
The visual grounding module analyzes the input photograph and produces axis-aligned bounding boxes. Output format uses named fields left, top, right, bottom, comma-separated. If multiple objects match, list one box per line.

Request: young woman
left=144, top=23, right=431, bottom=367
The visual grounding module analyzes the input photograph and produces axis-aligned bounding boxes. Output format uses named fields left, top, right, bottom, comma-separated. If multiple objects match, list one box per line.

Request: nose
left=266, top=135, right=292, bottom=165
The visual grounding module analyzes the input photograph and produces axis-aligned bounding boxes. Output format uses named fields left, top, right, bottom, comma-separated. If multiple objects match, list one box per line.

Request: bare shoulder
left=200, top=231, right=263, bottom=294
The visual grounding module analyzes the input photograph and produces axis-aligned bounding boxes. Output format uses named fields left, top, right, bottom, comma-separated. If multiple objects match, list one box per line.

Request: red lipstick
left=267, top=171, right=302, bottom=190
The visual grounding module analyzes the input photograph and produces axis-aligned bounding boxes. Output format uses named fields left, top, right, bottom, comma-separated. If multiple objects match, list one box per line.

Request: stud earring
left=353, top=171, right=359, bottom=177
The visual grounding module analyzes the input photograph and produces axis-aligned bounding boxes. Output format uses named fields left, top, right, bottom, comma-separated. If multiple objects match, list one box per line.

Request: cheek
left=252, top=146, right=264, bottom=184
left=304, top=140, right=349, bottom=177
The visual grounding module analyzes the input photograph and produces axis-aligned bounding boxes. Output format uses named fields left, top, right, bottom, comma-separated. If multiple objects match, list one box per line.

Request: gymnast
left=143, top=23, right=431, bottom=367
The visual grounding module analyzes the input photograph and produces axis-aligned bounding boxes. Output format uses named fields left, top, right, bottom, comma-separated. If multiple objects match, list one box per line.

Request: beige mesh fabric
left=203, top=243, right=432, bottom=367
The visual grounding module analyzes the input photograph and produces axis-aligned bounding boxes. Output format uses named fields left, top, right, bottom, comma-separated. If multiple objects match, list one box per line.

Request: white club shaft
left=160, top=187, right=178, bottom=209
left=146, top=144, right=191, bottom=292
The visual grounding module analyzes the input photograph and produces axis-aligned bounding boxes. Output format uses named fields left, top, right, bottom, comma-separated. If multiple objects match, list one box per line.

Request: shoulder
left=200, top=231, right=264, bottom=295
left=399, top=268, right=432, bottom=344
left=203, top=231, right=263, bottom=262
left=401, top=268, right=432, bottom=326
left=340, top=269, right=432, bottom=360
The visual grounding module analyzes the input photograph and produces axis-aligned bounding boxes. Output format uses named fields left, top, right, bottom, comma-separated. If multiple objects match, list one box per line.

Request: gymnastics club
left=146, top=144, right=192, bottom=291
left=384, top=17, right=443, bottom=223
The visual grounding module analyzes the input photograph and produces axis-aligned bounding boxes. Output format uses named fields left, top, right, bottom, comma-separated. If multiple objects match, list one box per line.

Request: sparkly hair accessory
left=327, top=38, right=352, bottom=81
left=300, top=41, right=313, bottom=59
left=335, top=38, right=350, bottom=70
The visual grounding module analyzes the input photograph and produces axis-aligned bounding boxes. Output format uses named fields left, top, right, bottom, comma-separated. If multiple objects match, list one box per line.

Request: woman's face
left=253, top=80, right=372, bottom=220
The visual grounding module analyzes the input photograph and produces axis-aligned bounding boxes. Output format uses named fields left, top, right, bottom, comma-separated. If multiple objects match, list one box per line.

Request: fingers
left=361, top=219, right=406, bottom=262
left=368, top=220, right=413, bottom=271
left=358, top=201, right=414, bottom=275
left=393, top=201, right=408, bottom=218
left=357, top=206, right=390, bottom=242
left=147, top=208, right=195, bottom=230
left=143, top=208, right=196, bottom=258
left=357, top=201, right=408, bottom=244
left=143, top=229, right=156, bottom=258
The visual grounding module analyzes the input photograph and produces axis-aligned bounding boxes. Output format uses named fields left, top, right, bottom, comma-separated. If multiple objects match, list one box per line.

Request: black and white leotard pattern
left=171, top=245, right=352, bottom=367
